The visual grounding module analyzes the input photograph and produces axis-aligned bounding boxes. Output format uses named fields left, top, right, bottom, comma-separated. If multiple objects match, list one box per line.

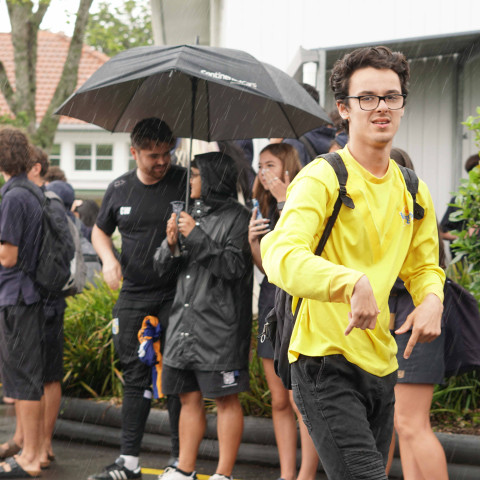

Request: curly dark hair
left=30, top=145, right=50, bottom=177
left=0, top=127, right=32, bottom=176
left=44, top=165, right=67, bottom=183
left=330, top=46, right=410, bottom=132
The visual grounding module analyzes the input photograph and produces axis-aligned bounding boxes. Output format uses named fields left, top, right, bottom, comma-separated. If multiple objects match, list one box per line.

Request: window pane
left=96, top=159, right=112, bottom=171
left=51, top=144, right=61, bottom=156
left=49, top=158, right=60, bottom=167
left=75, top=144, right=91, bottom=156
left=96, top=144, right=113, bottom=156
left=75, top=159, right=91, bottom=170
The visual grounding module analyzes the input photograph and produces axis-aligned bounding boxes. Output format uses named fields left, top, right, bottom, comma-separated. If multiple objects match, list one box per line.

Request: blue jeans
left=291, top=354, right=397, bottom=480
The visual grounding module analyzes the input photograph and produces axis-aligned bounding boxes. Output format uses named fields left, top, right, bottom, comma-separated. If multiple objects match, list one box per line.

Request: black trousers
left=112, top=295, right=180, bottom=457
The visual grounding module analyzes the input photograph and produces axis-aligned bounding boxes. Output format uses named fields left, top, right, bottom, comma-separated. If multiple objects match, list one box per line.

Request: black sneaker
left=87, top=457, right=142, bottom=479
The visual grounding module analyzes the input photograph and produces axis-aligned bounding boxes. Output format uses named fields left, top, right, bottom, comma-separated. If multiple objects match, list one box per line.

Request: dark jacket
left=284, top=125, right=336, bottom=166
left=153, top=152, right=253, bottom=371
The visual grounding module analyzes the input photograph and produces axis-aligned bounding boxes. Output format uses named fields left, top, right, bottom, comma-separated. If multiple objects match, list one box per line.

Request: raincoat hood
left=46, top=181, right=75, bottom=210
left=194, top=152, right=238, bottom=209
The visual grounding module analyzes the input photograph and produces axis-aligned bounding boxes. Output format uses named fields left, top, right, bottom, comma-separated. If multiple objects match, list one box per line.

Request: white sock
left=120, top=455, right=139, bottom=471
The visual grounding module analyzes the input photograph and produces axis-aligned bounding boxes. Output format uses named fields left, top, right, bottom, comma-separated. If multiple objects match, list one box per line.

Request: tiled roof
left=0, top=30, right=109, bottom=125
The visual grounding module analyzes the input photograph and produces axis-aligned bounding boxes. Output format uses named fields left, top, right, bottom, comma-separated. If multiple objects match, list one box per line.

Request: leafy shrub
left=432, top=370, right=480, bottom=415
left=239, top=317, right=272, bottom=417
left=449, top=165, right=480, bottom=300
left=63, top=277, right=123, bottom=398
left=432, top=109, right=480, bottom=422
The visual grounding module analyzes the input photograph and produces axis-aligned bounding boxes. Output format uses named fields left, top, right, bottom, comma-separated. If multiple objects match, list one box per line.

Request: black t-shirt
left=96, top=166, right=187, bottom=299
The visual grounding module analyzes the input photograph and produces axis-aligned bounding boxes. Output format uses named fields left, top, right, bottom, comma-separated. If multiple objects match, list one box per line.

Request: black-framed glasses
left=344, top=94, right=406, bottom=111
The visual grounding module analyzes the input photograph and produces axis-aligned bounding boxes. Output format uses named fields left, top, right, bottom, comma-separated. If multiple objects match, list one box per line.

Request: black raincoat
left=153, top=152, right=253, bottom=371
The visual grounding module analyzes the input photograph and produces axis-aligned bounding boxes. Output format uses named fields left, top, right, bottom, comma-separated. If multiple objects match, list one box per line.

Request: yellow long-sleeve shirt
left=261, top=147, right=445, bottom=377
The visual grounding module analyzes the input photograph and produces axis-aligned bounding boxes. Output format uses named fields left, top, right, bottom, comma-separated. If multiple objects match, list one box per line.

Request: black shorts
left=43, top=299, right=65, bottom=383
left=162, top=365, right=250, bottom=398
left=0, top=302, right=45, bottom=400
left=394, top=330, right=445, bottom=384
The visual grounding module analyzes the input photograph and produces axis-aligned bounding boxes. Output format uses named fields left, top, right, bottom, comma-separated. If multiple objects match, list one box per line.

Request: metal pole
left=186, top=77, right=198, bottom=212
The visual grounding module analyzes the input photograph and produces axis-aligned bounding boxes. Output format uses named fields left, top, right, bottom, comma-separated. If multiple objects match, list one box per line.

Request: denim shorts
left=291, top=354, right=396, bottom=480
left=394, top=329, right=445, bottom=384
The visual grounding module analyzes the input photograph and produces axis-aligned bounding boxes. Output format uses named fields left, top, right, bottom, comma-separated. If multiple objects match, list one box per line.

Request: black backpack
left=260, top=152, right=424, bottom=389
left=5, top=180, right=76, bottom=297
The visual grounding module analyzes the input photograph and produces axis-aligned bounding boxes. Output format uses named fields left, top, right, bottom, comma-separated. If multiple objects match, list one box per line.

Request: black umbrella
left=55, top=44, right=331, bottom=207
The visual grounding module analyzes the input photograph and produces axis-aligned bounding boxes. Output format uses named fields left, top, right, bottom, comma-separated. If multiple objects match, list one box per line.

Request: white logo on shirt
left=120, top=206, right=131, bottom=215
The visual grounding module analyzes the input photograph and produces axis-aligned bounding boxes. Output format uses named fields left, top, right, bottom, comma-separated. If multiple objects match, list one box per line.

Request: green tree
left=449, top=107, right=480, bottom=299
left=0, top=0, right=94, bottom=149
left=85, top=0, right=153, bottom=57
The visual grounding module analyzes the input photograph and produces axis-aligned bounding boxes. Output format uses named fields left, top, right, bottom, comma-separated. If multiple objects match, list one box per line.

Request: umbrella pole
left=186, top=136, right=192, bottom=212
left=185, top=77, right=198, bottom=212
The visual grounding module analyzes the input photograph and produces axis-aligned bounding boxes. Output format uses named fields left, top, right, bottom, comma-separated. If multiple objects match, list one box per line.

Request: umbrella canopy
left=55, top=44, right=331, bottom=140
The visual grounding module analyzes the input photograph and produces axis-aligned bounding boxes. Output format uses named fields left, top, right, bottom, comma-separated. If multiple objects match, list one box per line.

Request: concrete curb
left=57, top=397, right=480, bottom=479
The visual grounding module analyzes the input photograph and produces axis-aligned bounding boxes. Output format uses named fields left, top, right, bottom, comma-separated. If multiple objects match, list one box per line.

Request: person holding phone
left=249, top=143, right=318, bottom=480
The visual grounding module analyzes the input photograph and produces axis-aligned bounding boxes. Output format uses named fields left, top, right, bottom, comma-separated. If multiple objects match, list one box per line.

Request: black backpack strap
left=398, top=165, right=424, bottom=220
left=4, top=179, right=45, bottom=207
left=292, top=152, right=355, bottom=319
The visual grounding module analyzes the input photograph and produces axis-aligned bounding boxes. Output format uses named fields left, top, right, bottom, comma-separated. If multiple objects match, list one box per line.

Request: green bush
left=432, top=108, right=480, bottom=423
left=432, top=370, right=480, bottom=415
left=63, top=278, right=274, bottom=415
left=239, top=317, right=272, bottom=417
left=449, top=165, right=480, bottom=300
left=63, top=277, right=123, bottom=398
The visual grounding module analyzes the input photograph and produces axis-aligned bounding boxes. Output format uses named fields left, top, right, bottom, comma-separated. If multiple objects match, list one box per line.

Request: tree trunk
left=5, top=0, right=50, bottom=136
left=0, top=0, right=93, bottom=149
left=34, top=0, right=94, bottom=149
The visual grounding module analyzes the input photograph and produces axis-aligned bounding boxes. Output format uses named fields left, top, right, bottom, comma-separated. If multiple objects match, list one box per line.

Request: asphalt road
left=0, top=403, right=328, bottom=480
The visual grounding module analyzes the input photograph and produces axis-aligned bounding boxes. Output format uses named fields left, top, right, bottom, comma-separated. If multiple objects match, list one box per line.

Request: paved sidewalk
left=3, top=396, right=480, bottom=479
left=0, top=402, right=324, bottom=480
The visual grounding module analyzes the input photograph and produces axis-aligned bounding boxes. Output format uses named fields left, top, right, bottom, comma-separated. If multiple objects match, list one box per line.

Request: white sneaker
left=158, top=467, right=197, bottom=480
left=208, top=475, right=233, bottom=480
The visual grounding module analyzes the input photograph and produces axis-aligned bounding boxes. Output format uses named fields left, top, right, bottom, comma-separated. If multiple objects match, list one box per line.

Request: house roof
left=288, top=29, right=480, bottom=78
left=0, top=30, right=109, bottom=125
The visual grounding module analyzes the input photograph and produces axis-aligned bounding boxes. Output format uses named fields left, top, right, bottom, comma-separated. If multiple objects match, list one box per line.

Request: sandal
left=0, top=441, right=21, bottom=460
left=0, top=457, right=41, bottom=478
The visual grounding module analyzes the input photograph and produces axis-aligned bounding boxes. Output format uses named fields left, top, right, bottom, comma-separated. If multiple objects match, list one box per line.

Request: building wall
left=395, top=56, right=456, bottom=218
left=217, top=0, right=480, bottom=73
left=53, top=129, right=131, bottom=197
